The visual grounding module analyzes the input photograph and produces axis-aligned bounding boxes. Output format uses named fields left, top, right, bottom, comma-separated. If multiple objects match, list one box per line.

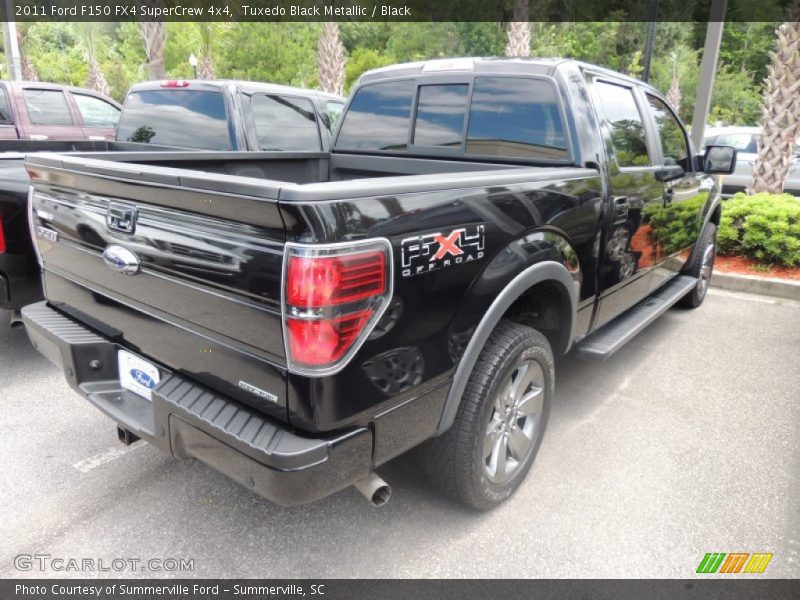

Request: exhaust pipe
left=9, top=310, right=23, bottom=329
left=354, top=472, right=391, bottom=507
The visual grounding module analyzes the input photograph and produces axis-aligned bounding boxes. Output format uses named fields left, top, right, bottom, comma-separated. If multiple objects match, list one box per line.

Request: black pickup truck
left=22, top=58, right=735, bottom=509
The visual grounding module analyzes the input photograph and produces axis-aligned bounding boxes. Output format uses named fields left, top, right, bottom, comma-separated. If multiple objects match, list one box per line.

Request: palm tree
left=505, top=0, right=531, bottom=58
left=198, top=23, right=216, bottom=80
left=17, top=24, right=39, bottom=81
left=749, top=4, right=800, bottom=194
left=138, top=4, right=167, bottom=80
left=78, top=24, right=111, bottom=97
left=317, top=22, right=346, bottom=96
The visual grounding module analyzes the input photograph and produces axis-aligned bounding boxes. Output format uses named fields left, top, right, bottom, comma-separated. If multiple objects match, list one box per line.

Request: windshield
left=116, top=89, right=233, bottom=150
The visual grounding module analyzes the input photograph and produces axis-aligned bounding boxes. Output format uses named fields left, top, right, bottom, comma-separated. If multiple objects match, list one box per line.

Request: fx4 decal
left=400, top=225, right=485, bottom=277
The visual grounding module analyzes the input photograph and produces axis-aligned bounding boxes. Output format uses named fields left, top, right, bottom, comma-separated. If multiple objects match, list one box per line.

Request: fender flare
left=436, top=260, right=578, bottom=434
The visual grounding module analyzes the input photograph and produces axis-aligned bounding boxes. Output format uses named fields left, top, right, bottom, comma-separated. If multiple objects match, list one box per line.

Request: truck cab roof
left=357, top=57, right=660, bottom=95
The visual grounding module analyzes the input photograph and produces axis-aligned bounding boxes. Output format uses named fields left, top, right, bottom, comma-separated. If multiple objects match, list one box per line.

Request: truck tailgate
left=26, top=154, right=290, bottom=418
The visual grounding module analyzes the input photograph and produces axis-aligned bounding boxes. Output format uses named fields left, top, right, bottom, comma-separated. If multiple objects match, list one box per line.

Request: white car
left=703, top=126, right=800, bottom=196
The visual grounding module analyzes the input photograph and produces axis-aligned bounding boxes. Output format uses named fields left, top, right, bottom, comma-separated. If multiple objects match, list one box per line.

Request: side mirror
left=704, top=145, right=737, bottom=175
left=655, top=164, right=685, bottom=182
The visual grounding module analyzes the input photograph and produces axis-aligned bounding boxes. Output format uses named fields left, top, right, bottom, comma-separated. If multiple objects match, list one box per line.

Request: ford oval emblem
left=130, top=369, right=156, bottom=389
left=102, top=245, right=140, bottom=275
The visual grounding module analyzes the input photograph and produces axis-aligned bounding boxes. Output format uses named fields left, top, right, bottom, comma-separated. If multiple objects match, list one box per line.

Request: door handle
left=613, top=196, right=629, bottom=221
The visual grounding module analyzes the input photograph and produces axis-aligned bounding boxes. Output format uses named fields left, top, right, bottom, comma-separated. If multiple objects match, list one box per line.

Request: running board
left=576, top=275, right=698, bottom=361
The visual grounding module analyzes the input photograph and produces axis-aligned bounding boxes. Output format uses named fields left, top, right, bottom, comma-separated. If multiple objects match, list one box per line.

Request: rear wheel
left=678, top=223, right=717, bottom=308
left=422, top=320, right=554, bottom=510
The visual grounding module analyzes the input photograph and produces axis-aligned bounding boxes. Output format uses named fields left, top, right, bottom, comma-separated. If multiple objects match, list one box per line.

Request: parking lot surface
left=1, top=288, right=798, bottom=578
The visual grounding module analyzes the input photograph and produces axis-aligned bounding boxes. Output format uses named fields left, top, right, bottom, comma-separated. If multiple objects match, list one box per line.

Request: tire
left=421, top=320, right=554, bottom=510
left=677, top=223, right=717, bottom=308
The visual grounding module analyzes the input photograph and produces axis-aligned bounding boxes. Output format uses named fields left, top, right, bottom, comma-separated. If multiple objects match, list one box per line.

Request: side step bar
left=576, top=275, right=698, bottom=361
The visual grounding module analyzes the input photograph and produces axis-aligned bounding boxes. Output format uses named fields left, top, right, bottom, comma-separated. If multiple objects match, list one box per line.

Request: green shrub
left=718, top=193, right=800, bottom=266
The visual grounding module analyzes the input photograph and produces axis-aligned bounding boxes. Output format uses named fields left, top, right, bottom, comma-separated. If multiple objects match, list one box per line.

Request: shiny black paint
left=280, top=170, right=602, bottom=432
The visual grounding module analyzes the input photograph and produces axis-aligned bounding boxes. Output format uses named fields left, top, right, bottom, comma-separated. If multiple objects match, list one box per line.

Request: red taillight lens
left=0, top=213, right=5, bottom=253
left=283, top=240, right=393, bottom=374
left=287, top=250, right=386, bottom=307
left=286, top=310, right=373, bottom=366
left=160, top=80, right=190, bottom=88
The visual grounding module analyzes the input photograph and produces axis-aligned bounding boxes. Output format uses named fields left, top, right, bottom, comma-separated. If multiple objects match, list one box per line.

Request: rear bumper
left=22, top=301, right=373, bottom=506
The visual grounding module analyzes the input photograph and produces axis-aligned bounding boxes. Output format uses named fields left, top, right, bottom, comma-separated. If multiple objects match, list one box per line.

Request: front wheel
left=421, top=320, right=554, bottom=510
left=678, top=223, right=717, bottom=308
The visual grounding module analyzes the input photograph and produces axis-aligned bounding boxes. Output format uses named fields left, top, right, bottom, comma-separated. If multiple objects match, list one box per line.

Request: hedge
left=718, top=193, right=800, bottom=267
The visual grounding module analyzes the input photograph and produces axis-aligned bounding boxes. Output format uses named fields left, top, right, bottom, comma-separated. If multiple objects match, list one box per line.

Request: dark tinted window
left=466, top=77, right=568, bottom=160
left=74, top=94, right=121, bottom=128
left=23, top=90, right=73, bottom=126
left=646, top=94, right=688, bottom=166
left=116, top=89, right=232, bottom=150
left=0, top=89, right=12, bottom=124
left=413, top=84, right=468, bottom=148
left=251, top=94, right=320, bottom=151
left=335, top=80, right=415, bottom=151
left=594, top=82, right=650, bottom=167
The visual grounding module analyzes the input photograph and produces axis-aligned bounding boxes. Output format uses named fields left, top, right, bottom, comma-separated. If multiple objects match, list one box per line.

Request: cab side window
left=24, top=89, right=74, bottom=126
left=646, top=94, right=689, bottom=167
left=594, top=81, right=651, bottom=167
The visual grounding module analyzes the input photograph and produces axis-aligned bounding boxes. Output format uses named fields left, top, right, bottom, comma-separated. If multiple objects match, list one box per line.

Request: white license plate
left=118, top=350, right=161, bottom=401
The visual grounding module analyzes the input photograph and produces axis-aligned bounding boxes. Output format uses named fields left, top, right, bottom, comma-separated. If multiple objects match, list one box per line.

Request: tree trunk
left=317, top=22, right=346, bottom=96
left=666, top=56, right=681, bottom=112
left=198, top=23, right=215, bottom=80
left=86, top=56, right=111, bottom=97
left=749, top=4, right=800, bottom=194
left=199, top=56, right=215, bottom=80
left=138, top=20, right=167, bottom=80
left=17, top=25, right=38, bottom=81
left=505, top=0, right=531, bottom=57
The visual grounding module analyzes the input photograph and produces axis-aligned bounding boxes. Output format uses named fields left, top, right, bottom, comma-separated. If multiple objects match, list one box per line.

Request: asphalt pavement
left=1, top=288, right=798, bottom=578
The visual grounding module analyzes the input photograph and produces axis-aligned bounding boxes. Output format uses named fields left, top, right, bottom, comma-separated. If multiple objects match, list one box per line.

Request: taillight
left=160, top=80, right=190, bottom=88
left=283, top=240, right=393, bottom=375
left=0, top=212, right=5, bottom=253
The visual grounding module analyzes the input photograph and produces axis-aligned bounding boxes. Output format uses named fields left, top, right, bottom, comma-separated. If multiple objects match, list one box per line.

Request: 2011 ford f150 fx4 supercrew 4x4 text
left=22, top=58, right=736, bottom=509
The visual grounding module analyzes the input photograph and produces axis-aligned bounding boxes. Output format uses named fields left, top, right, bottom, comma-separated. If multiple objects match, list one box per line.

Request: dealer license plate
left=118, top=350, right=160, bottom=401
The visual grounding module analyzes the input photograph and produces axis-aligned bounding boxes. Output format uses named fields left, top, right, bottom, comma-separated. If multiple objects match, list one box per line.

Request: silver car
left=703, top=126, right=800, bottom=196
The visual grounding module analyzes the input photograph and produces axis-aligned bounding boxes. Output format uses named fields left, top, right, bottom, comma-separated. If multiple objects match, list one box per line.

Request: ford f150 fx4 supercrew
left=22, top=58, right=736, bottom=509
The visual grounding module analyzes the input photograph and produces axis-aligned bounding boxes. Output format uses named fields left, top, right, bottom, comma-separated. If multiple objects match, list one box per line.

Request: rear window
left=24, top=90, right=73, bottom=126
left=251, top=94, right=321, bottom=151
left=412, top=84, right=469, bottom=148
left=335, top=76, right=568, bottom=160
left=466, top=77, right=568, bottom=160
left=116, top=89, right=232, bottom=150
left=335, top=80, right=415, bottom=151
